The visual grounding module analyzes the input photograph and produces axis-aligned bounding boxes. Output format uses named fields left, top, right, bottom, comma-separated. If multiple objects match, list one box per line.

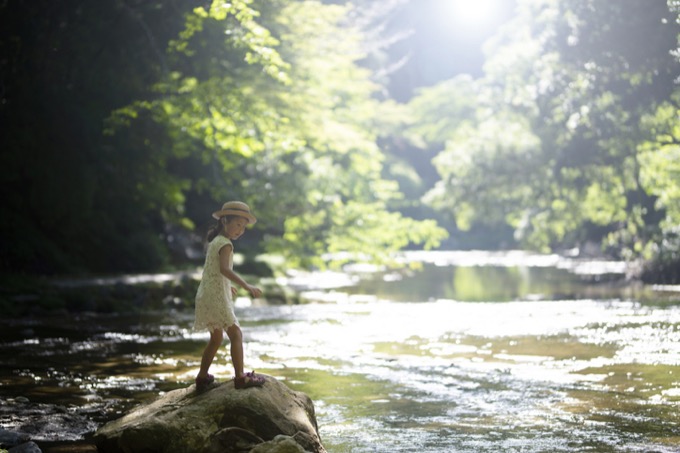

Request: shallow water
left=1, top=251, right=680, bottom=452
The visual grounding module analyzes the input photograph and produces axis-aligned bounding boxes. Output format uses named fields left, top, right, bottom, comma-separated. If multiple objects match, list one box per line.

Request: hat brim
left=212, top=209, right=257, bottom=225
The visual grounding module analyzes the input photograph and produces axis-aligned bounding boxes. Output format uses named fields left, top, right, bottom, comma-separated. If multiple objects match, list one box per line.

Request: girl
left=194, top=201, right=265, bottom=390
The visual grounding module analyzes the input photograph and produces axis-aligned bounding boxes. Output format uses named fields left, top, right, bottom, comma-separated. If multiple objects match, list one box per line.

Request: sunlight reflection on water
left=230, top=260, right=680, bottom=452
left=2, top=251, right=680, bottom=452
left=398, top=250, right=629, bottom=275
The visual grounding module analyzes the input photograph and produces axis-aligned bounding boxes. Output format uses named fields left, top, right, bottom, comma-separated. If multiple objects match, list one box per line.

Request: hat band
left=224, top=207, right=250, bottom=215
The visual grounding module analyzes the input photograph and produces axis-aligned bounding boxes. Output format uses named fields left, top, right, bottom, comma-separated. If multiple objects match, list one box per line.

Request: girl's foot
left=195, top=373, right=215, bottom=391
left=234, top=371, right=265, bottom=389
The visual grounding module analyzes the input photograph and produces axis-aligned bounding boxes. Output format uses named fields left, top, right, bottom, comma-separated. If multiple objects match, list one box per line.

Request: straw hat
left=212, top=201, right=257, bottom=225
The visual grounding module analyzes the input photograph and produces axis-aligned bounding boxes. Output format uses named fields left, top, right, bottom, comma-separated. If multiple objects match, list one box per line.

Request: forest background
left=1, top=0, right=679, bottom=284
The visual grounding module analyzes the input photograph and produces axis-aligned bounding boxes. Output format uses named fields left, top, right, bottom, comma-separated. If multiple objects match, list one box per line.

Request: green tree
left=262, top=1, right=448, bottom=267
left=108, top=0, right=448, bottom=270
left=0, top=0, right=196, bottom=273
left=412, top=0, right=679, bottom=266
left=0, top=0, right=446, bottom=275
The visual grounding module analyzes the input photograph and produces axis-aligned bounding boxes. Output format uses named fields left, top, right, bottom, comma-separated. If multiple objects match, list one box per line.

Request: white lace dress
left=193, top=235, right=239, bottom=332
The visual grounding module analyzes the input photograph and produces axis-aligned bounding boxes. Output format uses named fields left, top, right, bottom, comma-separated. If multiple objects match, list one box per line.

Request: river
left=1, top=251, right=679, bottom=452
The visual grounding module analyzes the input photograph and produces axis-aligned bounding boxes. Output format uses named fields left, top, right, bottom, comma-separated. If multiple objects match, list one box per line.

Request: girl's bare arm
left=219, top=245, right=262, bottom=297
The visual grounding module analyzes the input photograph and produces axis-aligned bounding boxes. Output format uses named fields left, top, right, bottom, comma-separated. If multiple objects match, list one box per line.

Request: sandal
left=195, top=373, right=215, bottom=391
left=234, top=371, right=265, bottom=389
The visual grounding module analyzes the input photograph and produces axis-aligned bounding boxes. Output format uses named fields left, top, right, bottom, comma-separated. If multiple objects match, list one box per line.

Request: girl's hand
left=231, top=287, right=238, bottom=298
left=246, top=285, right=262, bottom=298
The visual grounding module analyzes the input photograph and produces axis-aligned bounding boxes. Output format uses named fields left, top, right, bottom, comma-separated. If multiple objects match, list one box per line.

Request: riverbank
left=0, top=264, right=292, bottom=318
left=1, top=250, right=679, bottom=317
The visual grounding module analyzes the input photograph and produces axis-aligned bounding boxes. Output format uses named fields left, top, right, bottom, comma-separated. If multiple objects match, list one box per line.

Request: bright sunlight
left=432, top=0, right=508, bottom=31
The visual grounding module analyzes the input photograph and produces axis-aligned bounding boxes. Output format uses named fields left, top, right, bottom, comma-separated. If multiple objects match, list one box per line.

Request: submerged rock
left=249, top=435, right=308, bottom=453
left=94, top=374, right=325, bottom=453
left=0, top=429, right=42, bottom=453
left=0, top=428, right=30, bottom=447
left=8, top=441, right=42, bottom=453
left=0, top=400, right=97, bottom=444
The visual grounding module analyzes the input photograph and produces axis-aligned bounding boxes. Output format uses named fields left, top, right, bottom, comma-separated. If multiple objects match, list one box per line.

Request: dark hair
left=205, top=215, right=241, bottom=243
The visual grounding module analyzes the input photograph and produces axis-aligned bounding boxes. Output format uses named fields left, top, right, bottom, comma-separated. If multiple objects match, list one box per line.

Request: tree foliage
left=410, top=0, right=680, bottom=266
left=1, top=0, right=193, bottom=273
left=1, top=0, right=447, bottom=275
left=4, top=0, right=677, bottom=281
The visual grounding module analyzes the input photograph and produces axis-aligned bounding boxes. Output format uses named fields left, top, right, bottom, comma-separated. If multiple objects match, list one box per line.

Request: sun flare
left=433, top=0, right=506, bottom=29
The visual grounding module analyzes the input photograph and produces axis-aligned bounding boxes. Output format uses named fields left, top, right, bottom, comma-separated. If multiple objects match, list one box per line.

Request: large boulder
left=94, top=375, right=325, bottom=453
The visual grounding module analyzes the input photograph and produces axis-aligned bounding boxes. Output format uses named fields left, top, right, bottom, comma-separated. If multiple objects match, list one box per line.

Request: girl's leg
left=226, top=324, right=244, bottom=378
left=197, top=328, right=223, bottom=379
left=227, top=324, right=265, bottom=389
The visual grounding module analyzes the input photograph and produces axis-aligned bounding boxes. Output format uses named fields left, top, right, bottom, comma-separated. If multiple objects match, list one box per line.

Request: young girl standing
left=194, top=201, right=266, bottom=390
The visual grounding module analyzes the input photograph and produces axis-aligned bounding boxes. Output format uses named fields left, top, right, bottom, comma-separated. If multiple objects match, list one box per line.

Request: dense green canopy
left=1, top=0, right=678, bottom=281
left=0, top=0, right=447, bottom=274
left=407, top=0, right=680, bottom=279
